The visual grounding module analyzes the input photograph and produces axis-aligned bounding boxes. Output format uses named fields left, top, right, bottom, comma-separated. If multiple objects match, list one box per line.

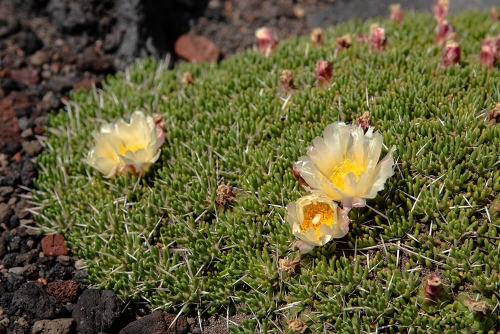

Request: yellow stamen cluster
left=120, top=144, right=144, bottom=156
left=329, top=159, right=365, bottom=191
left=301, top=202, right=334, bottom=233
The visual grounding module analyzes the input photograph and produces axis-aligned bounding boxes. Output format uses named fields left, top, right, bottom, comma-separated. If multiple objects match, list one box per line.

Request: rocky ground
left=0, top=0, right=497, bottom=333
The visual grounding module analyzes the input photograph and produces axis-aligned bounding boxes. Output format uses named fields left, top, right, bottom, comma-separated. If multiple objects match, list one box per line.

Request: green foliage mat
left=34, top=10, right=500, bottom=333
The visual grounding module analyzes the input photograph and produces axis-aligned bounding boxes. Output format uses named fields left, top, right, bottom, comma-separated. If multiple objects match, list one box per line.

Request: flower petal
left=363, top=146, right=396, bottom=198
left=295, top=240, right=316, bottom=254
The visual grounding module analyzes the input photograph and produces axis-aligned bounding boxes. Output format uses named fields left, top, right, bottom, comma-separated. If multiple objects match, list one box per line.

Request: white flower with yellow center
left=286, top=193, right=350, bottom=254
left=295, top=122, right=396, bottom=210
left=84, top=111, right=165, bottom=178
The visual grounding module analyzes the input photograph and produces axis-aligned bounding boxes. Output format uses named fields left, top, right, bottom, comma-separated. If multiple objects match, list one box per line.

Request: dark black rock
left=73, top=289, right=121, bottom=334
left=7, top=272, right=26, bottom=291
left=21, top=159, right=36, bottom=187
left=17, top=30, right=43, bottom=55
left=0, top=236, right=6, bottom=258
left=73, top=269, right=88, bottom=285
left=4, top=282, right=62, bottom=324
left=43, top=262, right=74, bottom=282
left=7, top=322, right=29, bottom=334
left=46, top=75, right=76, bottom=93
left=0, top=279, right=7, bottom=294
left=1, top=78, right=26, bottom=92
left=14, top=104, right=34, bottom=118
left=47, top=0, right=97, bottom=34
left=16, top=250, right=38, bottom=266
left=8, top=214, right=20, bottom=229
left=3, top=252, right=19, bottom=268
left=1, top=170, right=21, bottom=186
left=16, top=226, right=27, bottom=238
left=0, top=208, right=14, bottom=225
left=118, top=312, right=167, bottom=334
left=0, top=292, right=14, bottom=308
left=8, top=235, right=22, bottom=252
left=1, top=141, right=22, bottom=157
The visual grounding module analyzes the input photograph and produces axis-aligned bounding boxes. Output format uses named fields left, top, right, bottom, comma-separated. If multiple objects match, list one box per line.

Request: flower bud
left=487, top=102, right=500, bottom=125
left=182, top=71, right=194, bottom=85
left=369, top=24, right=387, bottom=53
left=216, top=183, right=235, bottom=209
left=433, top=0, right=449, bottom=23
left=389, top=4, right=404, bottom=23
left=434, top=20, right=454, bottom=46
left=356, top=112, right=372, bottom=134
left=280, top=70, right=295, bottom=93
left=313, top=60, right=333, bottom=87
left=255, top=27, right=278, bottom=57
left=336, top=34, right=352, bottom=51
left=289, top=318, right=307, bottom=333
left=479, top=38, right=497, bottom=69
left=464, top=298, right=490, bottom=317
left=278, top=258, right=300, bottom=276
left=442, top=40, right=460, bottom=67
left=423, top=273, right=442, bottom=300
left=491, top=6, right=499, bottom=21
left=310, top=28, right=323, bottom=46
left=292, top=166, right=308, bottom=188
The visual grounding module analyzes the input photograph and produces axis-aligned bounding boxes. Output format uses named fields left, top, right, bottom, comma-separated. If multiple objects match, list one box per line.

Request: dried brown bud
left=216, top=183, right=235, bottom=208
left=356, top=112, right=372, bottom=133
left=278, top=258, right=300, bottom=276
left=292, top=166, right=309, bottom=188
left=336, top=34, right=353, bottom=51
left=480, top=38, right=497, bottom=69
left=255, top=27, right=278, bottom=57
left=488, top=102, right=500, bottom=125
left=280, top=70, right=295, bottom=92
left=182, top=71, right=194, bottom=84
left=464, top=298, right=490, bottom=317
left=442, top=40, right=460, bottom=67
left=311, top=28, right=323, bottom=46
left=491, top=7, right=499, bottom=21
left=389, top=4, right=404, bottom=23
left=313, top=60, right=333, bottom=87
left=433, top=0, right=449, bottom=23
left=423, top=273, right=442, bottom=300
left=289, top=318, right=308, bottom=333
left=369, top=24, right=387, bottom=52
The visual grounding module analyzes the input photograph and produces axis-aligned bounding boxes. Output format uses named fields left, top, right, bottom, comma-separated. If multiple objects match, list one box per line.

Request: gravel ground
left=0, top=0, right=497, bottom=333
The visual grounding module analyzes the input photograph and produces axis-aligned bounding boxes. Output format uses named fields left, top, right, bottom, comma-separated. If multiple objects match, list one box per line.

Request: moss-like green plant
left=34, top=10, right=500, bottom=333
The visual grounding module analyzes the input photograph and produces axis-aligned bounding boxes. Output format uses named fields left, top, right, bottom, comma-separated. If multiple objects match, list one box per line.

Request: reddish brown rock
left=174, top=35, right=221, bottom=63
left=41, top=234, right=69, bottom=257
left=72, top=78, right=102, bottom=92
left=46, top=280, right=79, bottom=304
left=10, top=69, right=40, bottom=87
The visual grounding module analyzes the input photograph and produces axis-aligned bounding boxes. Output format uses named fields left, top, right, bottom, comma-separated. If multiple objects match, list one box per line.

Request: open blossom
left=433, top=0, right=449, bottom=23
left=479, top=37, right=497, bottom=68
left=389, top=4, right=404, bottom=23
left=84, top=111, right=165, bottom=178
left=286, top=193, right=350, bottom=254
left=369, top=24, right=387, bottom=52
left=313, top=60, right=333, bottom=87
left=255, top=27, right=278, bottom=57
left=294, top=122, right=396, bottom=210
left=442, top=40, right=460, bottom=67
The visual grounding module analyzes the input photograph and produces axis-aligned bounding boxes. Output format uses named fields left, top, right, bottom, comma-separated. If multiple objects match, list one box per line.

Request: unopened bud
left=289, top=318, right=307, bottom=333
left=182, top=71, right=194, bottom=85
left=337, top=34, right=353, bottom=51
left=369, top=24, right=387, bottom=53
left=255, top=27, right=278, bottom=57
left=313, top=60, right=333, bottom=87
left=487, top=102, right=500, bottom=125
left=423, top=273, right=442, bottom=300
left=292, top=166, right=308, bottom=188
left=356, top=112, right=372, bottom=133
left=433, top=0, right=449, bottom=23
left=311, top=28, right=323, bottom=46
left=280, top=70, right=295, bottom=92
left=389, top=4, right=404, bottom=23
left=435, top=20, right=454, bottom=46
left=152, top=113, right=165, bottom=140
left=479, top=38, right=497, bottom=69
left=216, top=183, right=235, bottom=209
left=278, top=258, right=300, bottom=276
left=491, top=7, right=499, bottom=21
left=442, top=40, right=460, bottom=67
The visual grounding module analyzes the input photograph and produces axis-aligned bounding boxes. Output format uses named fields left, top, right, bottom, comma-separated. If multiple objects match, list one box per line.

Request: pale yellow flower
left=295, top=122, right=396, bottom=210
left=84, top=111, right=165, bottom=178
left=286, top=192, right=350, bottom=254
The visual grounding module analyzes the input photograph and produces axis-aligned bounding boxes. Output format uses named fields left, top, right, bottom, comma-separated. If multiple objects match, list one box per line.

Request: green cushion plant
left=34, top=9, right=500, bottom=333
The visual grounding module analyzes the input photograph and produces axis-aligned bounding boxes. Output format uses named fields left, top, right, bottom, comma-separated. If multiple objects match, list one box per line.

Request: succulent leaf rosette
left=84, top=111, right=165, bottom=178
left=286, top=192, right=350, bottom=254
left=294, top=122, right=396, bottom=210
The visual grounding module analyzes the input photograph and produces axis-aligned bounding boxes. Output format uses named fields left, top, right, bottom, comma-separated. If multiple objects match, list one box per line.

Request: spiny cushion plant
left=34, top=10, right=500, bottom=333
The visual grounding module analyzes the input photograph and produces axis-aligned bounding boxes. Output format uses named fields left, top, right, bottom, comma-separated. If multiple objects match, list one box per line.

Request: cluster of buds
left=255, top=27, right=278, bottom=57
left=369, top=24, right=387, bottom=53
left=313, top=60, right=333, bottom=87
left=433, top=0, right=449, bottom=23
left=336, top=34, right=352, bottom=51
left=310, top=28, right=323, bottom=47
left=479, top=37, right=498, bottom=69
left=389, top=4, right=404, bottom=23
left=442, top=40, right=460, bottom=67
left=434, top=20, right=456, bottom=46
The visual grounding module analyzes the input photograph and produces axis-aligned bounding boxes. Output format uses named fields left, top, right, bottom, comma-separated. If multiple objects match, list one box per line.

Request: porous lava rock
left=72, top=289, right=121, bottom=334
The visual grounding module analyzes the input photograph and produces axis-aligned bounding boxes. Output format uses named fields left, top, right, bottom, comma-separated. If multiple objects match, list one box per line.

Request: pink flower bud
left=337, top=34, right=353, bottom=51
left=496, top=33, right=500, bottom=60
left=423, top=273, right=442, bottom=300
left=491, top=7, right=499, bottom=21
left=280, top=70, right=295, bottom=93
left=442, top=40, right=460, bottom=67
left=292, top=166, right=308, bottom=188
left=153, top=113, right=166, bottom=143
left=433, top=0, right=449, bottom=23
left=313, top=60, right=333, bottom=87
left=389, top=4, right=404, bottom=23
left=311, top=28, right=323, bottom=47
left=356, top=112, right=372, bottom=134
left=369, top=24, right=387, bottom=53
left=480, top=38, right=497, bottom=69
left=435, top=20, right=454, bottom=47
left=255, top=27, right=278, bottom=57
